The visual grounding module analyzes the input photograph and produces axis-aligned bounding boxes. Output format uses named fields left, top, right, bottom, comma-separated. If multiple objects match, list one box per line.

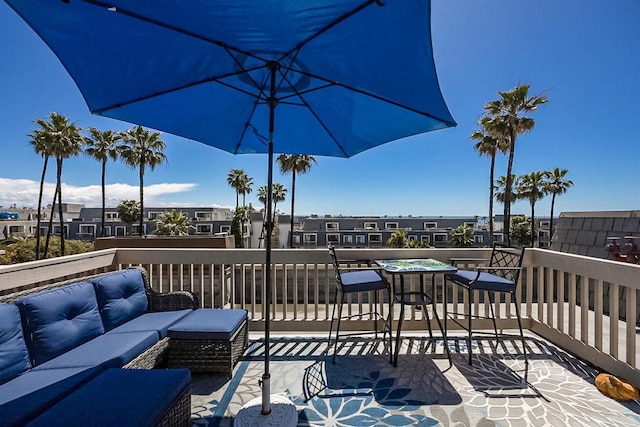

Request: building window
left=464, top=222, right=476, bottom=229
left=115, top=226, right=126, bottom=236
left=327, top=233, right=339, bottom=244
left=292, top=235, right=301, bottom=244
left=364, top=222, right=378, bottom=230
left=8, top=225, right=24, bottom=233
left=102, top=226, right=111, bottom=236
left=493, top=233, right=503, bottom=243
left=326, top=222, right=339, bottom=231
left=424, top=222, right=437, bottom=229
left=195, top=211, right=214, bottom=221
left=105, top=212, right=119, bottom=220
left=196, top=224, right=212, bottom=234
left=131, top=224, right=146, bottom=235
left=538, top=230, right=550, bottom=239
left=539, top=220, right=550, bottom=228
left=539, top=241, right=550, bottom=248
left=220, top=225, right=231, bottom=234
left=433, top=233, right=447, bottom=243
left=356, top=235, right=365, bottom=244
left=408, top=235, right=417, bottom=241
left=474, top=235, right=484, bottom=244
left=385, top=222, right=398, bottom=229
left=148, top=211, right=162, bottom=220
left=79, top=224, right=96, bottom=235
left=343, top=235, right=353, bottom=244
left=303, top=234, right=317, bottom=246
left=421, top=235, right=430, bottom=244
left=369, top=233, right=382, bottom=243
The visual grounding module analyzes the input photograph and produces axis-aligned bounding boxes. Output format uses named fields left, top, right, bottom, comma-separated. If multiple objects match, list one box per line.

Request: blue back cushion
left=91, top=269, right=148, bottom=331
left=0, top=304, right=31, bottom=384
left=16, top=282, right=104, bottom=366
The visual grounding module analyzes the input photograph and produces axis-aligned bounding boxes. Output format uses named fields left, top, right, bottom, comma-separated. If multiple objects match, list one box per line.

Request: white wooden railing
left=1, top=247, right=638, bottom=386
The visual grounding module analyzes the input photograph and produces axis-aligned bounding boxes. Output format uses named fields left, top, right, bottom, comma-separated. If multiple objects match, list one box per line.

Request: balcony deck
left=192, top=332, right=640, bottom=426
left=1, top=246, right=639, bottom=425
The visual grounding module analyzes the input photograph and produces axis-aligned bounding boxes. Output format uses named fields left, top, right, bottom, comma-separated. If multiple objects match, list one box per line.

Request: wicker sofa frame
left=0, top=266, right=199, bottom=370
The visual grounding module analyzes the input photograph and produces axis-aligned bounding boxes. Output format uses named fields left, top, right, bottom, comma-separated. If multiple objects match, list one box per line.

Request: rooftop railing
left=1, top=247, right=638, bottom=388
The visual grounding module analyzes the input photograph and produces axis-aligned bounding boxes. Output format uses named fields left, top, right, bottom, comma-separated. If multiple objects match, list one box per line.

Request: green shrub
left=0, top=237, right=94, bottom=265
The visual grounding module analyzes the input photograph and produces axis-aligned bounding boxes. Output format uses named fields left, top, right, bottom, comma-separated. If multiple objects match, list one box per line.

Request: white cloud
left=0, top=177, right=199, bottom=209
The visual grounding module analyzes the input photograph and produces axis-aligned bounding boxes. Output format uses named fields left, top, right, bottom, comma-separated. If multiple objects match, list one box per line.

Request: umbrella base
left=235, top=394, right=298, bottom=426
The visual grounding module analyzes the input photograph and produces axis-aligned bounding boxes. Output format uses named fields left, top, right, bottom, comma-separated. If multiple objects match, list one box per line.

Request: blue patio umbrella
left=5, top=0, right=456, bottom=417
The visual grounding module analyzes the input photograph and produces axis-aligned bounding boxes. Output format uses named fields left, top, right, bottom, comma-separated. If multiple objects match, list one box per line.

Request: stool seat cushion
left=447, top=270, right=516, bottom=293
left=168, top=309, right=247, bottom=340
left=339, top=270, right=387, bottom=293
left=25, top=368, right=191, bottom=427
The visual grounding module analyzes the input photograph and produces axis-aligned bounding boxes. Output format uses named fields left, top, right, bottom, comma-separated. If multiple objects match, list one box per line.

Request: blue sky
left=1, top=1, right=639, bottom=218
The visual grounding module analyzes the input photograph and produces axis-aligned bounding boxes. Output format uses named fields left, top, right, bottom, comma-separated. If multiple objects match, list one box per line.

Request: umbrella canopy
left=5, top=0, right=456, bottom=417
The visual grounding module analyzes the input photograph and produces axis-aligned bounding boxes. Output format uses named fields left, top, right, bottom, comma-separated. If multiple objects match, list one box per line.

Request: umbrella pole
left=260, top=61, right=278, bottom=416
left=236, top=61, right=297, bottom=427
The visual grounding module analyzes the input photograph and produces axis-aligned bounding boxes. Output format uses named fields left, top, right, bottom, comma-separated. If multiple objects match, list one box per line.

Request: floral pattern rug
left=190, top=335, right=640, bottom=426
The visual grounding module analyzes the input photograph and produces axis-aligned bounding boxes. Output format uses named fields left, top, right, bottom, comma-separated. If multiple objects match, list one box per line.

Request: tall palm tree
left=28, top=125, right=54, bottom=260
left=516, top=171, right=548, bottom=247
left=84, top=128, right=120, bottom=237
left=483, top=84, right=548, bottom=244
left=277, top=154, right=317, bottom=248
left=470, top=117, right=507, bottom=245
left=33, top=113, right=84, bottom=256
left=227, top=169, right=247, bottom=210
left=271, top=183, right=287, bottom=222
left=543, top=168, right=573, bottom=239
left=494, top=174, right=515, bottom=242
left=118, top=126, right=166, bottom=236
left=238, top=174, right=254, bottom=207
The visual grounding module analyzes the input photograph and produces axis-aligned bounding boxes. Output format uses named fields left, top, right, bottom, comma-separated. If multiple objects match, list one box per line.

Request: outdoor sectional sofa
left=0, top=266, right=248, bottom=426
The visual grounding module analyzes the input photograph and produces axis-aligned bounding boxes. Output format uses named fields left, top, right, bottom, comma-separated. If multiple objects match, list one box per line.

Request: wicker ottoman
left=167, top=309, right=248, bottom=375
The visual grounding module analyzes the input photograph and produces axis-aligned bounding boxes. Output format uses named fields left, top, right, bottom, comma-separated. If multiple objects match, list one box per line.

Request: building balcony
left=1, top=247, right=639, bottom=425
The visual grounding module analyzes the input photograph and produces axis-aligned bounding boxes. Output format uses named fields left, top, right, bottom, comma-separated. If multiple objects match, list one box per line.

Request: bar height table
left=375, top=258, right=457, bottom=367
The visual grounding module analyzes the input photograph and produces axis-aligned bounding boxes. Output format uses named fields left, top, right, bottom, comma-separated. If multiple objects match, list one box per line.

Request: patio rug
left=190, top=336, right=640, bottom=426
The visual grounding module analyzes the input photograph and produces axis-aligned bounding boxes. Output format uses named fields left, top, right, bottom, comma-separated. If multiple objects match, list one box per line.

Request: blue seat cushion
left=26, top=368, right=191, bottom=427
left=340, top=270, right=387, bottom=293
left=447, top=270, right=516, bottom=293
left=32, top=331, right=158, bottom=370
left=0, top=366, right=100, bottom=427
left=168, top=309, right=247, bottom=340
left=0, top=304, right=31, bottom=384
left=91, top=268, right=148, bottom=331
left=16, top=282, right=104, bottom=366
left=107, top=309, right=192, bottom=338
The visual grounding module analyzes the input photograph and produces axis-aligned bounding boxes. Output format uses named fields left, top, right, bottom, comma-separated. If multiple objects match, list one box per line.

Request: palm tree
left=470, top=117, right=507, bottom=244
left=28, top=125, right=54, bottom=260
left=451, top=224, right=474, bottom=248
left=494, top=174, right=515, bottom=243
left=277, top=154, right=317, bottom=247
left=257, top=184, right=287, bottom=247
left=483, top=84, right=548, bottom=244
left=271, top=183, right=287, bottom=222
left=152, top=209, right=193, bottom=236
left=543, top=168, right=574, bottom=240
left=33, top=113, right=84, bottom=256
left=118, top=126, right=166, bottom=236
left=238, top=174, right=254, bottom=207
left=387, top=229, right=407, bottom=248
left=84, top=128, right=120, bottom=237
left=227, top=169, right=247, bottom=210
left=117, top=199, right=141, bottom=235
left=516, top=171, right=547, bottom=247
